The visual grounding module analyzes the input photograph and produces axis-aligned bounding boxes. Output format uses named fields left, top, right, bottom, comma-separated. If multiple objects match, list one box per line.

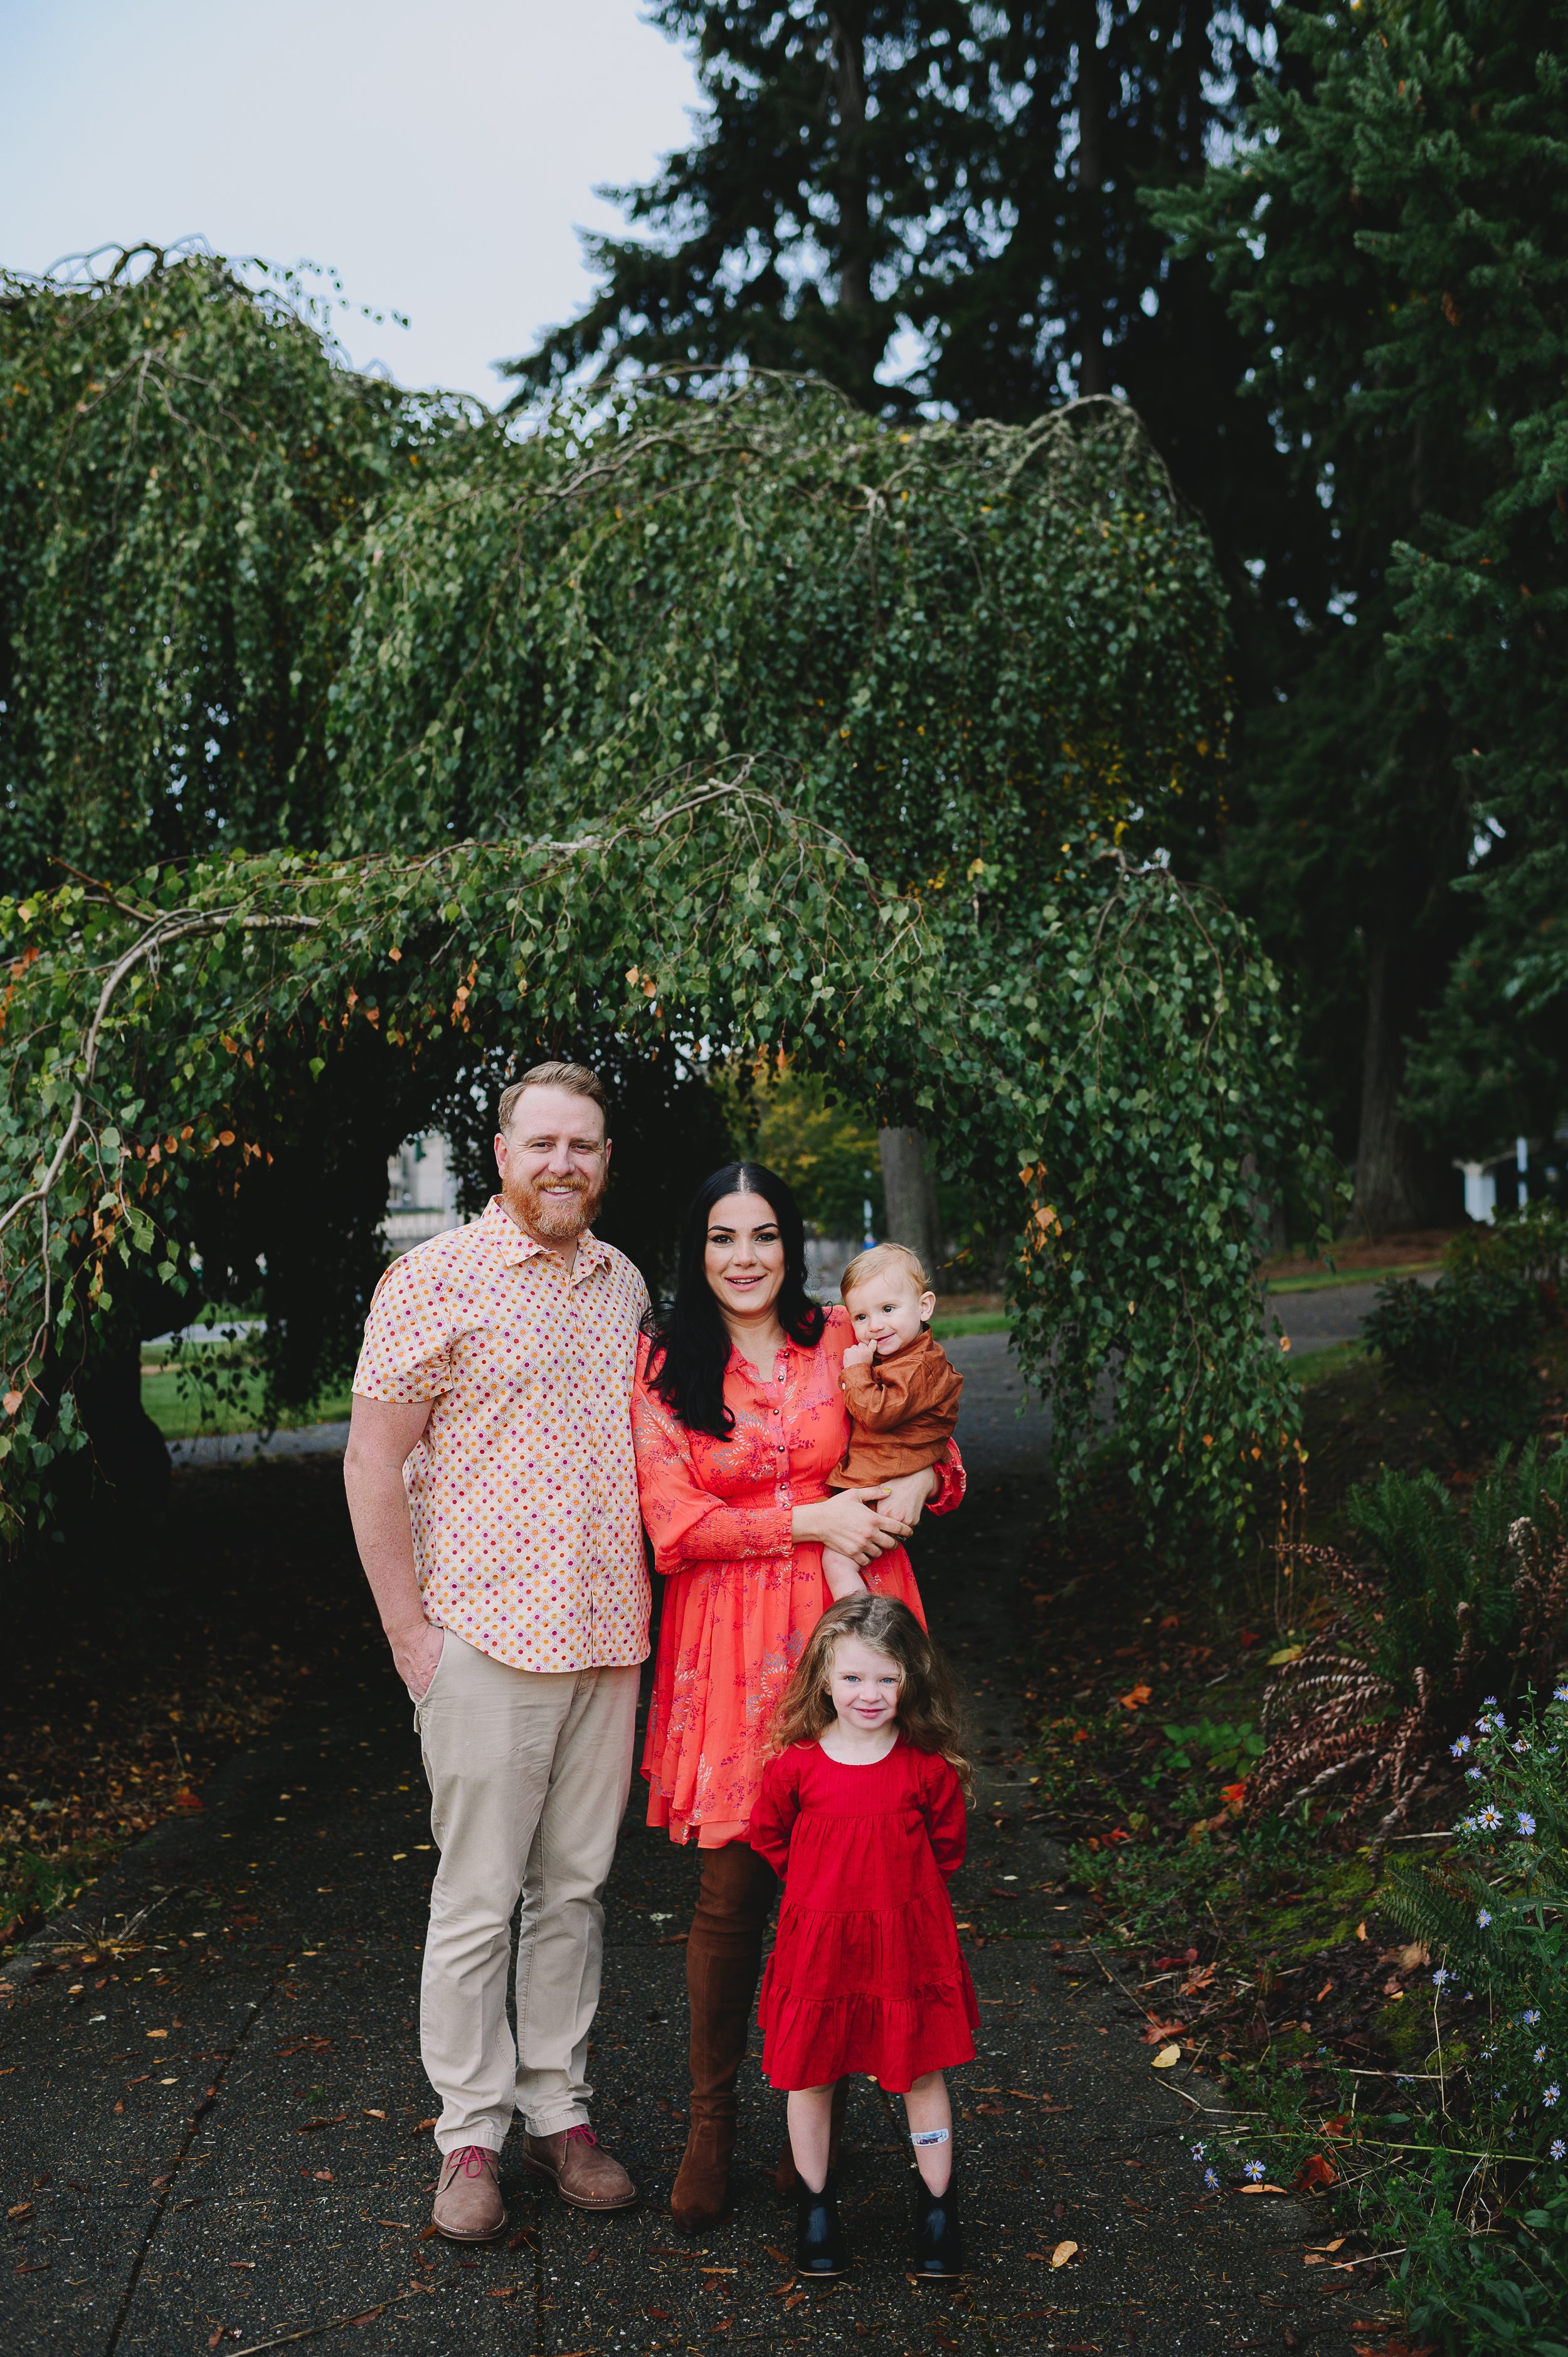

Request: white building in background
left=384, top=1134, right=464, bottom=1252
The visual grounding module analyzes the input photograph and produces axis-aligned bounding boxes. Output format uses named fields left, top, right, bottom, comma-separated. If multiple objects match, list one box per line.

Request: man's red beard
left=502, top=1167, right=606, bottom=1243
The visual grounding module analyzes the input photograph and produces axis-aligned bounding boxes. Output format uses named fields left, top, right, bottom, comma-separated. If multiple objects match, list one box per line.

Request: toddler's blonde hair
left=839, top=1240, right=932, bottom=1301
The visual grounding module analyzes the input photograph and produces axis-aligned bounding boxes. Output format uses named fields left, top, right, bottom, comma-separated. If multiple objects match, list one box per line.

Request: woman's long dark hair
left=647, top=1163, right=825, bottom=1438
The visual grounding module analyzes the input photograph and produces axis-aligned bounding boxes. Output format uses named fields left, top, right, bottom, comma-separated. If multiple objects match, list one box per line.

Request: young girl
left=749, top=1594, right=976, bottom=2279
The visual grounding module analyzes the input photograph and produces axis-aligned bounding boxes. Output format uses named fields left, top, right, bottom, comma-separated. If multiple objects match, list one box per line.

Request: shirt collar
left=480, top=1194, right=610, bottom=1280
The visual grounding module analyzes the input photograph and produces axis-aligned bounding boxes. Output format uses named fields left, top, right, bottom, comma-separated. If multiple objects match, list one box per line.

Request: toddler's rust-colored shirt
left=827, top=1328, right=964, bottom=1489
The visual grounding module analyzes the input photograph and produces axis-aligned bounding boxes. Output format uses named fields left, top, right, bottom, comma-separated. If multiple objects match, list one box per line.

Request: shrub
left=1381, top=1684, right=1568, bottom=2352
left=1363, top=1205, right=1568, bottom=1457
left=1249, top=1441, right=1568, bottom=1831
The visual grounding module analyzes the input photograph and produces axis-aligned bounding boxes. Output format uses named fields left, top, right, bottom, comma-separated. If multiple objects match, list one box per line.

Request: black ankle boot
left=795, top=2174, right=847, bottom=2277
left=912, top=2167, right=962, bottom=2277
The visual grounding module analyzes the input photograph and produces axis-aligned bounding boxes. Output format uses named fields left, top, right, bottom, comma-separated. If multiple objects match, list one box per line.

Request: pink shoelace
left=444, top=2144, right=495, bottom=2178
left=563, top=2125, right=598, bottom=2147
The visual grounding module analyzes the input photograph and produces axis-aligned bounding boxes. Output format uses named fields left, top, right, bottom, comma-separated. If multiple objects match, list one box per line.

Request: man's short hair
left=840, top=1241, right=933, bottom=1300
left=497, top=1062, right=610, bottom=1136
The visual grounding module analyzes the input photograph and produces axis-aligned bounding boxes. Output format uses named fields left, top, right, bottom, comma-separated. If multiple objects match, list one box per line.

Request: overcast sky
left=0, top=0, right=701, bottom=403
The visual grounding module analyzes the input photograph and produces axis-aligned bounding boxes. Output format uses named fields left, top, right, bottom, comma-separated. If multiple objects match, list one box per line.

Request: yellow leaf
left=1267, top=1644, right=1304, bottom=1666
left=1050, top=2239, right=1079, bottom=2268
left=1151, top=2043, right=1182, bottom=2069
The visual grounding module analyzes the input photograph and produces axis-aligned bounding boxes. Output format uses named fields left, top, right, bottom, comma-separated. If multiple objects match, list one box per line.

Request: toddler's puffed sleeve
left=748, top=1748, right=802, bottom=1877
left=927, top=1440, right=966, bottom=1517
left=915, top=1751, right=968, bottom=1881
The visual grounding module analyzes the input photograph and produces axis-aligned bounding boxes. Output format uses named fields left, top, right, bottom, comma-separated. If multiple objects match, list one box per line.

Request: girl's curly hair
left=769, top=1594, right=972, bottom=1799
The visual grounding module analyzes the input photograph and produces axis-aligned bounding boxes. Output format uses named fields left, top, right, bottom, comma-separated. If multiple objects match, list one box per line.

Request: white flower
left=1242, top=2159, right=1266, bottom=2183
left=1518, top=1812, right=1538, bottom=1837
left=1433, top=1967, right=1451, bottom=1988
left=1451, top=1735, right=1472, bottom=1757
left=1545, top=2085, right=1561, bottom=2110
left=1480, top=1804, right=1505, bottom=1831
left=1535, top=2047, right=1548, bottom=2066
left=1552, top=2140, right=1566, bottom=2162
left=1477, top=1910, right=1493, bottom=1929
left=1524, top=2011, right=1542, bottom=2026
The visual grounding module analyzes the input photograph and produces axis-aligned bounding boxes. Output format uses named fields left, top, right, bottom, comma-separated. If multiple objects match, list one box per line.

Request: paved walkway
left=0, top=1389, right=1368, bottom=2355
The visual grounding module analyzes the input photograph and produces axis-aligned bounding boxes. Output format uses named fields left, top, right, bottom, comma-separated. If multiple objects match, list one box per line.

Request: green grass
left=141, top=1366, right=356, bottom=1440
left=1265, top=1260, right=1439, bottom=1295
left=1292, top=1338, right=1369, bottom=1389
left=931, top=1310, right=1010, bottom=1339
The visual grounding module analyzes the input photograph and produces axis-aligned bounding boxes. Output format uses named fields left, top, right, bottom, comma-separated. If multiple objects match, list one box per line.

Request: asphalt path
left=0, top=1363, right=1372, bottom=2354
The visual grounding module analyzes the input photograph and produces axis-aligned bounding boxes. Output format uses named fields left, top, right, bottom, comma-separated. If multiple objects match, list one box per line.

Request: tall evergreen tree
left=503, top=0, right=1313, bottom=654
left=1157, top=0, right=1568, bottom=1226
left=504, top=1, right=1330, bottom=1228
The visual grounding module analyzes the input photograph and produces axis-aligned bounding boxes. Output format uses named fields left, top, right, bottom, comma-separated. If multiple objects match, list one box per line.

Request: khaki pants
left=414, top=1631, right=640, bottom=2152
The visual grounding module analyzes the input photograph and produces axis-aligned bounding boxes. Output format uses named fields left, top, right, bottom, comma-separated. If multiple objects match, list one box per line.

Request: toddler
left=821, top=1243, right=964, bottom=1602
left=750, top=1593, right=976, bottom=2279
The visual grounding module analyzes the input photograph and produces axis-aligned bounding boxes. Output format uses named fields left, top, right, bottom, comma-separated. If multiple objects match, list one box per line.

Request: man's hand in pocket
left=396, top=1622, right=446, bottom=1702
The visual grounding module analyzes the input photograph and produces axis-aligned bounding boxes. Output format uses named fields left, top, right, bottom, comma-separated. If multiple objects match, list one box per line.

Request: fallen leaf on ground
left=784, top=2292, right=809, bottom=2309
left=1150, top=2044, right=1182, bottom=2069
left=1234, top=2183, right=1288, bottom=2196
left=297, top=2115, right=348, bottom=2133
left=8, top=2201, right=32, bottom=2219
left=1051, top=2239, right=1079, bottom=2267
left=1295, top=2152, right=1338, bottom=2193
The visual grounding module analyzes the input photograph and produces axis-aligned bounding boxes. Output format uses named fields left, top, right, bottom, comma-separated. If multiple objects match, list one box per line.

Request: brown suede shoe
left=519, top=2124, right=637, bottom=2211
left=431, top=2143, right=506, bottom=2241
left=672, top=2112, right=736, bottom=2233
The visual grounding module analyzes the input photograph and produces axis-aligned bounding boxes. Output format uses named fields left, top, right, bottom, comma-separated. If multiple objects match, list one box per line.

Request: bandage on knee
left=909, top=2128, right=950, bottom=2147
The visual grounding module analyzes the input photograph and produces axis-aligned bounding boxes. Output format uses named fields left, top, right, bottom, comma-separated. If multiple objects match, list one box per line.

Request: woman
left=632, top=1161, right=965, bottom=2230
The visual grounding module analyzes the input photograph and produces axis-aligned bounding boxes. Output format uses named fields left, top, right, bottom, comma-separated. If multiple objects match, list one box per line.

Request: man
left=344, top=1062, right=649, bottom=2240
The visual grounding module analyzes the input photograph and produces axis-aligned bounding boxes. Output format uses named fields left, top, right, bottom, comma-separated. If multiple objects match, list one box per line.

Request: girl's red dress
left=632, top=1306, right=965, bottom=1848
left=749, top=1737, right=979, bottom=2093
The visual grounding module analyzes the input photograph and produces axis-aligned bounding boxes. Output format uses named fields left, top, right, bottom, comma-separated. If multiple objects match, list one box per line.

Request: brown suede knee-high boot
left=671, top=1841, right=776, bottom=2232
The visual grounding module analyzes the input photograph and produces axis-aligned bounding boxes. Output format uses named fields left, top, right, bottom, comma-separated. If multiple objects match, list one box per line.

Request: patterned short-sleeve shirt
left=352, top=1194, right=651, bottom=1672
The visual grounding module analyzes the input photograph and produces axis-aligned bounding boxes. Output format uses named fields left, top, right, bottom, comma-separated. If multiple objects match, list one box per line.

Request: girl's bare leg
left=902, top=2070, right=953, bottom=2193
left=787, top=2085, right=839, bottom=2193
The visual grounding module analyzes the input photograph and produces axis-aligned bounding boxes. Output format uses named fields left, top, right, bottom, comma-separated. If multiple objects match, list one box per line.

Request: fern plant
left=1250, top=1442, right=1568, bottom=1829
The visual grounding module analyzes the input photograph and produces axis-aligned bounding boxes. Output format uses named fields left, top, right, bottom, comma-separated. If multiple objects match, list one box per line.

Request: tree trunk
left=73, top=1340, right=171, bottom=1518
left=1073, top=0, right=1110, bottom=396
left=1352, top=934, right=1451, bottom=1235
left=827, top=8, right=875, bottom=400
left=877, top=1126, right=942, bottom=1280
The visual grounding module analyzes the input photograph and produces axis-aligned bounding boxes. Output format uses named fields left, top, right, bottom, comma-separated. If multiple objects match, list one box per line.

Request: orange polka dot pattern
left=352, top=1195, right=652, bottom=1673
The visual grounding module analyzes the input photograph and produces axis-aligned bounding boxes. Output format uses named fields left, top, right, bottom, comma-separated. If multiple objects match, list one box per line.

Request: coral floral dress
left=750, top=1737, right=979, bottom=2092
left=632, top=1306, right=965, bottom=1849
